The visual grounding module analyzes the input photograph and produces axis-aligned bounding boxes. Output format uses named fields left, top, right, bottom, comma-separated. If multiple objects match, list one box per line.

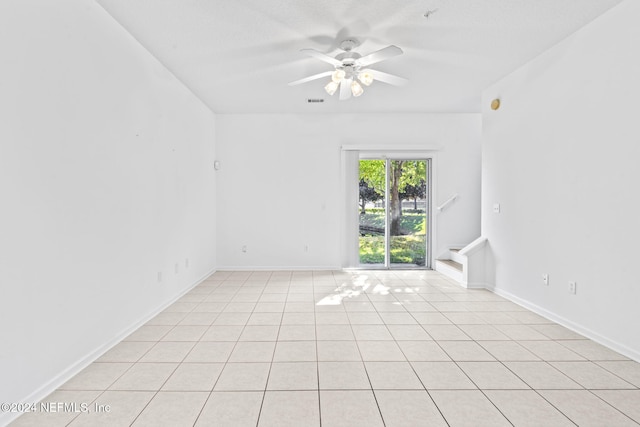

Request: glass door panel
left=358, top=159, right=386, bottom=267
left=389, top=160, right=428, bottom=267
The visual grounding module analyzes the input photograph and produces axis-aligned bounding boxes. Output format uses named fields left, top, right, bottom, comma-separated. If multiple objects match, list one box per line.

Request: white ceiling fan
left=288, top=39, right=408, bottom=100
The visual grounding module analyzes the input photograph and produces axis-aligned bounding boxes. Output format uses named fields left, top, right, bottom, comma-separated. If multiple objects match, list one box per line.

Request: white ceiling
left=95, top=0, right=623, bottom=114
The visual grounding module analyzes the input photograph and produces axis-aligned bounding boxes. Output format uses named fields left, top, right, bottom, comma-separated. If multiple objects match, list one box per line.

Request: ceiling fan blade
left=339, top=78, right=353, bottom=100
left=356, top=45, right=403, bottom=67
left=300, top=48, right=342, bottom=67
left=368, top=69, right=408, bottom=86
left=288, top=71, right=334, bottom=86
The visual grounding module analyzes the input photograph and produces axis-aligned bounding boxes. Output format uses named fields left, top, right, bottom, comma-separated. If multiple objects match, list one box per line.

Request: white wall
left=482, top=0, right=640, bottom=359
left=215, top=114, right=481, bottom=269
left=0, top=0, right=216, bottom=415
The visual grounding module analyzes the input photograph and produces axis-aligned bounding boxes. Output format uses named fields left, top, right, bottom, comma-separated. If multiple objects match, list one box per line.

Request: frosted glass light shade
left=325, top=80, right=339, bottom=95
left=358, top=70, right=374, bottom=86
left=332, top=69, right=346, bottom=83
left=351, top=81, right=364, bottom=97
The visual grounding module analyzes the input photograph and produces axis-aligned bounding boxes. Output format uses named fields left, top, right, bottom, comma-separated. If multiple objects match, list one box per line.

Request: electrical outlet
left=493, top=203, right=501, bottom=213
left=568, top=281, right=577, bottom=294
left=242, top=245, right=247, bottom=253
left=542, top=274, right=549, bottom=286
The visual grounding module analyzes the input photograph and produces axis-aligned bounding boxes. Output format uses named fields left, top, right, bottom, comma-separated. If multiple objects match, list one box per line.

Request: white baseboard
left=490, top=286, right=640, bottom=363
left=465, top=281, right=489, bottom=289
left=216, top=265, right=341, bottom=271
left=3, top=266, right=217, bottom=427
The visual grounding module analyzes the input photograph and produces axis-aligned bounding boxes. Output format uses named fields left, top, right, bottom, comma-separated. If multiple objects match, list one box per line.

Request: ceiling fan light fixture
left=331, top=69, right=346, bottom=83
left=351, top=80, right=364, bottom=97
left=324, top=80, right=339, bottom=96
left=290, top=41, right=406, bottom=101
left=358, top=70, right=374, bottom=86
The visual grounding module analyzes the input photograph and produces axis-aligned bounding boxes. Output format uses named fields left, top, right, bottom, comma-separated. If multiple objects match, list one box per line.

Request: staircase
left=435, top=249, right=464, bottom=283
left=435, top=237, right=487, bottom=288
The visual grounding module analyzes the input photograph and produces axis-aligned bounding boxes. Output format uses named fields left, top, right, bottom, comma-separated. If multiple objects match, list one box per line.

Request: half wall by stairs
left=435, top=237, right=487, bottom=288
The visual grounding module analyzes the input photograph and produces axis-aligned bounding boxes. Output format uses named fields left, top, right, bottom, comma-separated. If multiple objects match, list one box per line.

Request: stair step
left=449, top=249, right=465, bottom=264
left=436, top=259, right=463, bottom=272
left=435, top=259, right=464, bottom=284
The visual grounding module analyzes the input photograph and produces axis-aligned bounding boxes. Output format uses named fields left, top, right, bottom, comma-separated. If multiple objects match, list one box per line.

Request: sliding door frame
left=358, top=154, right=433, bottom=270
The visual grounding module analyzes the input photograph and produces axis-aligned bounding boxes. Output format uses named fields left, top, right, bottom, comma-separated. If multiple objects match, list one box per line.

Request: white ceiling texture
left=96, top=0, right=623, bottom=114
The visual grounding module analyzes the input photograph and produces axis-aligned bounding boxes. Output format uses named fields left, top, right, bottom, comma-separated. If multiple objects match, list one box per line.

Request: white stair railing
left=437, top=194, right=458, bottom=211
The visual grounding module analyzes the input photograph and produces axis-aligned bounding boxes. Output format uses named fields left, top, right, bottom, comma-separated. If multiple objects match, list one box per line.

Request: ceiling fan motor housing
left=335, top=49, right=362, bottom=79
left=340, top=64, right=358, bottom=79
left=339, top=38, right=359, bottom=51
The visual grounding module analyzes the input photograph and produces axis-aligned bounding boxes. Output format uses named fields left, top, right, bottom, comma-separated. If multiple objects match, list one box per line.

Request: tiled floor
left=11, top=270, right=640, bottom=426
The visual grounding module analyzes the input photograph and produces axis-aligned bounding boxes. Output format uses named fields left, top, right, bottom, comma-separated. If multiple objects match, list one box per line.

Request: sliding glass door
left=358, top=158, right=430, bottom=269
